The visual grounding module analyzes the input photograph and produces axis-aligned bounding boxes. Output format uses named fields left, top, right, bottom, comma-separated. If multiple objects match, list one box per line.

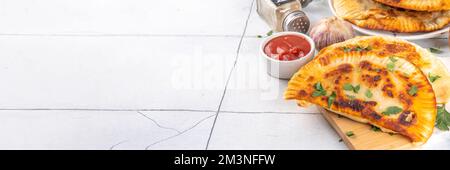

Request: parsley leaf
left=353, top=85, right=361, bottom=93
left=315, top=82, right=324, bottom=91
left=428, top=73, right=441, bottom=83
left=389, top=56, right=398, bottom=63
left=355, top=46, right=363, bottom=52
left=343, top=83, right=353, bottom=91
left=312, top=90, right=326, bottom=97
left=382, top=106, right=403, bottom=116
left=386, top=56, right=398, bottom=72
left=408, top=85, right=418, bottom=96
left=312, top=82, right=327, bottom=97
left=371, top=125, right=381, bottom=132
left=328, top=92, right=336, bottom=108
left=342, top=46, right=372, bottom=52
left=387, top=62, right=395, bottom=72
left=343, top=83, right=360, bottom=94
left=365, top=90, right=373, bottom=98
left=429, top=47, right=443, bottom=54
left=257, top=30, right=274, bottom=38
left=346, top=131, right=354, bottom=137
left=342, top=47, right=351, bottom=52
left=436, top=105, right=450, bottom=131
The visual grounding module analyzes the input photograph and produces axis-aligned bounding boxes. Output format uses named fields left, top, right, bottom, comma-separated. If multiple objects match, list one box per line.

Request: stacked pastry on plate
left=284, top=36, right=450, bottom=145
left=333, top=0, right=450, bottom=32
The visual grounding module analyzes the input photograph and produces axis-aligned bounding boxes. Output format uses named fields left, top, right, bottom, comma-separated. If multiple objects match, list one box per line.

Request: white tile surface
left=0, top=110, right=215, bottom=150
left=220, top=37, right=319, bottom=113
left=421, top=130, right=450, bottom=150
left=207, top=112, right=346, bottom=150
left=0, top=0, right=253, bottom=35
left=0, top=36, right=238, bottom=110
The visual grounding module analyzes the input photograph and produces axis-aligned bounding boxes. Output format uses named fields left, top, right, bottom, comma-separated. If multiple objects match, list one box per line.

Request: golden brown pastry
left=317, top=36, right=450, bottom=104
left=333, top=0, right=450, bottom=33
left=285, top=48, right=437, bottom=144
left=374, top=0, right=450, bottom=12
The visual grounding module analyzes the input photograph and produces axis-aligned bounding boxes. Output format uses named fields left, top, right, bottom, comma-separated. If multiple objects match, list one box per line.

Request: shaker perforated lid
left=282, top=11, right=310, bottom=33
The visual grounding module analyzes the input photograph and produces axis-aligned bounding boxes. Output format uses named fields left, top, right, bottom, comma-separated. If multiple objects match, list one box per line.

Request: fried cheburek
left=374, top=0, right=450, bottom=12
left=317, top=36, right=450, bottom=104
left=284, top=36, right=449, bottom=144
left=333, top=0, right=450, bottom=33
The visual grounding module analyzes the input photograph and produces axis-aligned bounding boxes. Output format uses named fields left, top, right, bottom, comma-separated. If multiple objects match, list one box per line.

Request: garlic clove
left=309, top=16, right=355, bottom=51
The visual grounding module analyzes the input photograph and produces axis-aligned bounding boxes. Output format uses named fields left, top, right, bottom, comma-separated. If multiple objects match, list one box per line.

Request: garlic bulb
left=309, top=17, right=355, bottom=50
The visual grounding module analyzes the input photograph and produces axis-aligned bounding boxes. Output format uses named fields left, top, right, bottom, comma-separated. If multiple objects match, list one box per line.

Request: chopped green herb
left=387, top=62, right=395, bottom=72
left=342, top=46, right=372, bottom=52
left=346, top=131, right=354, bottom=137
left=389, top=132, right=396, bottom=136
left=436, top=105, right=450, bottom=131
left=365, top=90, right=373, bottom=98
left=256, top=35, right=263, bottom=38
left=315, top=82, right=324, bottom=91
left=382, top=106, right=403, bottom=116
left=408, top=85, right=418, bottom=96
left=312, top=82, right=327, bottom=97
left=429, top=47, right=443, bottom=54
left=353, top=85, right=361, bottom=93
left=266, top=30, right=273, bottom=36
left=312, top=90, right=327, bottom=97
left=343, top=83, right=360, bottom=94
left=389, top=56, right=398, bottom=63
left=343, top=83, right=354, bottom=91
left=428, top=73, right=441, bottom=83
left=355, top=46, right=363, bottom=52
left=328, top=92, right=336, bottom=108
left=371, top=125, right=381, bottom=132
left=342, top=47, right=351, bottom=52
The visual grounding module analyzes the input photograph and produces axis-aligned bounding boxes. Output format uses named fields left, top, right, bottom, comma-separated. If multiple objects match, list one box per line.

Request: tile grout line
left=0, top=108, right=215, bottom=112
left=221, top=111, right=319, bottom=115
left=0, top=33, right=243, bottom=38
left=0, top=108, right=320, bottom=115
left=204, top=0, right=255, bottom=150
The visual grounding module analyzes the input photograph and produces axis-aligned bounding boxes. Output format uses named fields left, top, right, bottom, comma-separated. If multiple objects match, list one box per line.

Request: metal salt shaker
left=256, top=0, right=312, bottom=33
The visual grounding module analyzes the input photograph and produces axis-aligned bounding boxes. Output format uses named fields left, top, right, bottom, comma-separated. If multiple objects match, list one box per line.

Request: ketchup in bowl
left=264, top=35, right=311, bottom=61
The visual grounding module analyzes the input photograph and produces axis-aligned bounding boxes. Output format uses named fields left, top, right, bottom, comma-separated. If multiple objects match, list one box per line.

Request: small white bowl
left=260, top=32, right=315, bottom=80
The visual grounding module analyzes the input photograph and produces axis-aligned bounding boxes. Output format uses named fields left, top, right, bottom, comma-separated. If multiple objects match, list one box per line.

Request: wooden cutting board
left=318, top=107, right=416, bottom=150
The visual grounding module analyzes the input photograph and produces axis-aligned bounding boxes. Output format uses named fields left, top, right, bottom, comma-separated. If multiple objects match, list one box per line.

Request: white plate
left=328, top=0, right=449, bottom=40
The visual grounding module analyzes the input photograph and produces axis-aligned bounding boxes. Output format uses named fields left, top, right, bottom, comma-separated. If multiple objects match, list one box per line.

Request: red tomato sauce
left=264, top=35, right=311, bottom=61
